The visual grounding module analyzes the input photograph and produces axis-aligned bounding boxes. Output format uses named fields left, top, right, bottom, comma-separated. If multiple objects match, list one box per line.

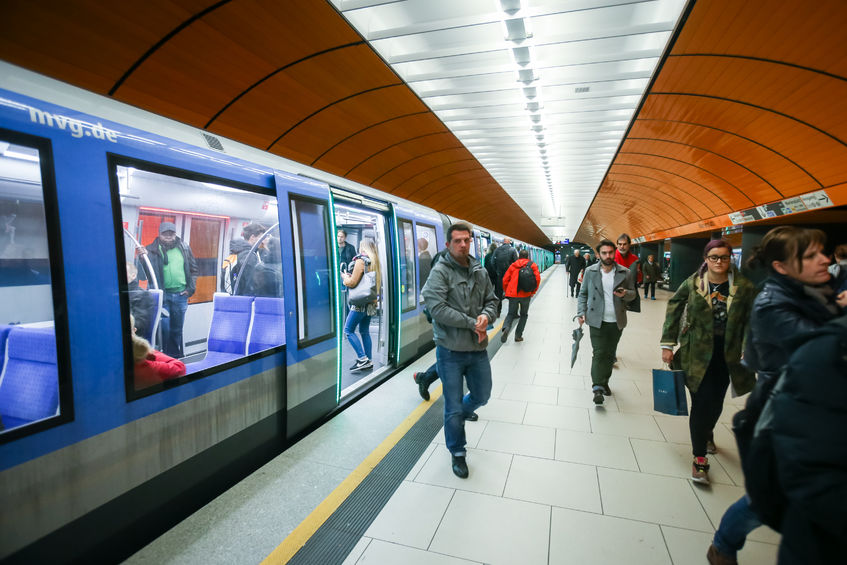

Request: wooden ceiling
left=576, top=0, right=847, bottom=244
left=0, top=0, right=550, bottom=245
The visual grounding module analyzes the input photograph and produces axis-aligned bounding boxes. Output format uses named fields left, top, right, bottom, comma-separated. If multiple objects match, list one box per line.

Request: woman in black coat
left=708, top=226, right=847, bottom=564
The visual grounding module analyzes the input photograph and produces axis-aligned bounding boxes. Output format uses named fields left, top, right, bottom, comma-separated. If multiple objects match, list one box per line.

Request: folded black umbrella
left=571, top=326, right=583, bottom=368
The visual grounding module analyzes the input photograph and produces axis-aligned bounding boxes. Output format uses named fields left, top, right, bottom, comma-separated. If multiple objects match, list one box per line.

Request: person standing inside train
left=422, top=223, right=498, bottom=479
left=577, top=239, right=636, bottom=405
left=341, top=238, right=381, bottom=372
left=138, top=222, right=198, bottom=359
left=659, top=239, right=756, bottom=485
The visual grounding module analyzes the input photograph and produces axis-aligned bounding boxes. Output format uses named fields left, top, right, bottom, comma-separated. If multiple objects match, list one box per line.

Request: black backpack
left=517, top=261, right=537, bottom=293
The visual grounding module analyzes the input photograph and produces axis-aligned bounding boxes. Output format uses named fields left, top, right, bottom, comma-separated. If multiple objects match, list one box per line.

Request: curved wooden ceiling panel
left=578, top=0, right=847, bottom=245
left=0, top=0, right=550, bottom=245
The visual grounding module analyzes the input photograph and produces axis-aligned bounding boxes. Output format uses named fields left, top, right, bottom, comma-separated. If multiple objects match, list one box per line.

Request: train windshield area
left=0, top=138, right=63, bottom=435
left=334, top=203, right=390, bottom=396
left=116, top=165, right=284, bottom=395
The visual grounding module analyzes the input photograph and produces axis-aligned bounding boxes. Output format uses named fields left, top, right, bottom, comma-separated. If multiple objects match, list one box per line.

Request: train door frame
left=330, top=187, right=398, bottom=399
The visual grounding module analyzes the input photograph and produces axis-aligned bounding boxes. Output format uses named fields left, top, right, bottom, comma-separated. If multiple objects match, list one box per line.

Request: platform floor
left=125, top=265, right=779, bottom=565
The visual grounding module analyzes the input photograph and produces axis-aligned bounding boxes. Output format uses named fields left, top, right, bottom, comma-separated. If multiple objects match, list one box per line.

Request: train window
left=0, top=133, right=71, bottom=439
left=415, top=223, right=438, bottom=294
left=398, top=219, right=416, bottom=312
left=112, top=163, right=284, bottom=395
left=290, top=197, right=334, bottom=346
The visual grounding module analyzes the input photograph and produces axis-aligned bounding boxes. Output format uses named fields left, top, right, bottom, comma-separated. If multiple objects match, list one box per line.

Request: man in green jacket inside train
left=422, top=222, right=499, bottom=479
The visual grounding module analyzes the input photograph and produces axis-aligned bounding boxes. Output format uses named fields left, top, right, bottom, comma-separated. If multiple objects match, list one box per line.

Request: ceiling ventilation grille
left=202, top=133, right=225, bottom=152
left=574, top=86, right=590, bottom=94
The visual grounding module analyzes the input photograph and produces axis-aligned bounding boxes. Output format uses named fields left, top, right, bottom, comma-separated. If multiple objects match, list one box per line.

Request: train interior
left=0, top=137, right=60, bottom=434
left=334, top=202, right=390, bottom=396
left=117, top=165, right=285, bottom=391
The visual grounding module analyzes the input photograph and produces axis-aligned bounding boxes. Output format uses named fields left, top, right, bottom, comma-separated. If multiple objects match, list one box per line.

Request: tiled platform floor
left=127, top=266, right=779, bottom=565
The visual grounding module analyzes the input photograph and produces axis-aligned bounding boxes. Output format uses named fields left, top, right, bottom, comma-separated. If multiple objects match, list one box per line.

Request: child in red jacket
left=500, top=249, right=541, bottom=343
left=131, top=314, right=186, bottom=389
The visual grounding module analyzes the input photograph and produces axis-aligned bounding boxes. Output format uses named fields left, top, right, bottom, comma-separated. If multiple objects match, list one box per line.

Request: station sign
left=728, top=190, right=833, bottom=225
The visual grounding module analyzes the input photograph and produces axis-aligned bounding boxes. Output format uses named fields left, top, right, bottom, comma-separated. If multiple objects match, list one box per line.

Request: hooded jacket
left=140, top=236, right=199, bottom=297
left=421, top=251, right=498, bottom=351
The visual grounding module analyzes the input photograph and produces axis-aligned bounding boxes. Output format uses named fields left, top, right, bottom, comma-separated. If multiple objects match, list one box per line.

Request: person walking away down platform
left=706, top=226, right=847, bottom=565
left=492, top=238, right=518, bottom=315
left=565, top=248, right=586, bottom=297
left=577, top=239, right=635, bottom=405
left=659, top=239, right=756, bottom=486
left=642, top=254, right=661, bottom=300
left=500, top=249, right=541, bottom=343
left=422, top=223, right=498, bottom=479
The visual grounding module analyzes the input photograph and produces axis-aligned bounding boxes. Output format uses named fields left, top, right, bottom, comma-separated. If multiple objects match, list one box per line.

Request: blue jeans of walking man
left=436, top=345, right=491, bottom=455
left=713, top=495, right=763, bottom=558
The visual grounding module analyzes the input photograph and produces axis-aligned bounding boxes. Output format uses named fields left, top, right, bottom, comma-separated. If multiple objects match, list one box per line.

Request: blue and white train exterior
left=0, top=62, right=552, bottom=562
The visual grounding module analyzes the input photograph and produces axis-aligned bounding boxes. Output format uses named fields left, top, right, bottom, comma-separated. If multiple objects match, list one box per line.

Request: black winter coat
left=139, top=237, right=199, bottom=297
left=770, top=316, right=847, bottom=565
left=492, top=244, right=518, bottom=277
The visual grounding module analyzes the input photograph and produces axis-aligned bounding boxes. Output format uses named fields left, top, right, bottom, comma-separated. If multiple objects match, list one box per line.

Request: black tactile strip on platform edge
left=288, top=396, right=445, bottom=564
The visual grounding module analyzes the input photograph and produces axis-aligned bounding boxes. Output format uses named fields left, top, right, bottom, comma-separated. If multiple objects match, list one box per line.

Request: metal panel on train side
left=274, top=172, right=338, bottom=437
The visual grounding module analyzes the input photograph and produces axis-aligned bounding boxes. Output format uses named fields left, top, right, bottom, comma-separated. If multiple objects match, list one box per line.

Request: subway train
left=0, top=62, right=552, bottom=561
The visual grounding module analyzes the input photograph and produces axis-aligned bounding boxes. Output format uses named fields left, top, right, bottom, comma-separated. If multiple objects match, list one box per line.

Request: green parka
left=660, top=266, right=756, bottom=395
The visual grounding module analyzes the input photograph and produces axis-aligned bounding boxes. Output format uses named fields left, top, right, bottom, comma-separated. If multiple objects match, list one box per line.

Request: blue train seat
left=247, top=297, right=285, bottom=355
left=0, top=327, right=59, bottom=430
left=188, top=293, right=254, bottom=371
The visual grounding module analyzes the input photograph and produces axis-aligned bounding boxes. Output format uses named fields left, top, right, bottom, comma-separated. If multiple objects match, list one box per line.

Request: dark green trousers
left=589, top=321, right=623, bottom=387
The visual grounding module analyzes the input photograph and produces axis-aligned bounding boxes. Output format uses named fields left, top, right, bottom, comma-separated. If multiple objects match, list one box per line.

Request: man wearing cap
left=138, top=221, right=198, bottom=358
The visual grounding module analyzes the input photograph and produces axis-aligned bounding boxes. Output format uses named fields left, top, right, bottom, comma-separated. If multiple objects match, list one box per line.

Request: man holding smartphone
left=577, top=239, right=636, bottom=405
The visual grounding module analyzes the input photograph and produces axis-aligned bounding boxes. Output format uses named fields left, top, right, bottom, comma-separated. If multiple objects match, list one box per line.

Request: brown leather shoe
left=707, top=543, right=737, bottom=565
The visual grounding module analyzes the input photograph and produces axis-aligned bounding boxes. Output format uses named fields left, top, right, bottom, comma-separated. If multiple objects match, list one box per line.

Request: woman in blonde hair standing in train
left=342, top=238, right=381, bottom=371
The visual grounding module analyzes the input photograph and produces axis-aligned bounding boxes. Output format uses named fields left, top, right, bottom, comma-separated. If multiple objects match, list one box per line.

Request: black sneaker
left=351, top=358, right=373, bottom=371
left=451, top=455, right=468, bottom=478
left=514, top=336, right=524, bottom=342
left=464, top=412, right=479, bottom=421
left=602, top=385, right=612, bottom=396
left=593, top=389, right=605, bottom=405
left=413, top=372, right=430, bottom=401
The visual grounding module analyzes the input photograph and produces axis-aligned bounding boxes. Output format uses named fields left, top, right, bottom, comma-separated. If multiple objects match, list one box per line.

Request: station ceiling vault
left=1, top=0, right=845, bottom=246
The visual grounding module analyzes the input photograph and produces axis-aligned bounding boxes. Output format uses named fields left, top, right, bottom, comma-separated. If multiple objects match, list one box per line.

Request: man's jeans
left=713, top=495, right=763, bottom=558
left=161, top=291, right=189, bottom=358
left=436, top=345, right=492, bottom=456
left=589, top=321, right=623, bottom=387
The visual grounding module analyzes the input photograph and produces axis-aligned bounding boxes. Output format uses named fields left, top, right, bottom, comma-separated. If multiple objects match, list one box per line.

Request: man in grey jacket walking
left=577, top=239, right=636, bottom=405
left=422, top=223, right=499, bottom=478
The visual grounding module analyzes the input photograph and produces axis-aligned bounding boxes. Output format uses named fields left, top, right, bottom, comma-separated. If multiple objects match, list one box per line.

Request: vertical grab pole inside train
left=124, top=228, right=159, bottom=290
left=231, top=223, right=279, bottom=296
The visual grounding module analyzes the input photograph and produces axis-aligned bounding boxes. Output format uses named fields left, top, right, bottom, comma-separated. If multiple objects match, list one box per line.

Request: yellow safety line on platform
left=263, top=266, right=553, bottom=563
left=262, top=382, right=443, bottom=564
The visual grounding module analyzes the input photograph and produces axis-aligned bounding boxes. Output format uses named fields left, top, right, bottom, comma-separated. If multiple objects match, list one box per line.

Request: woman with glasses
left=659, top=239, right=757, bottom=485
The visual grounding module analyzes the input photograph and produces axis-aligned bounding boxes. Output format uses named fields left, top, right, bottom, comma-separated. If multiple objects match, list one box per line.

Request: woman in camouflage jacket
left=660, top=240, right=756, bottom=485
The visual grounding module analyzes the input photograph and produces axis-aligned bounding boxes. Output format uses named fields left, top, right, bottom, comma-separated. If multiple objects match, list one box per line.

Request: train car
left=0, top=63, right=551, bottom=562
